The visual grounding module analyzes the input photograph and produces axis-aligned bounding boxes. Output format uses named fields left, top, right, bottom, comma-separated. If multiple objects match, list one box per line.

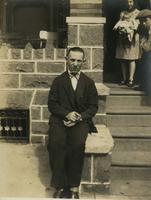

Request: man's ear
left=83, top=58, right=86, bottom=62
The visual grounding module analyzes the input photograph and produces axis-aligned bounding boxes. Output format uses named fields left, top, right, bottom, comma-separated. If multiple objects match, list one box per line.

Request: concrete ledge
left=85, top=125, right=114, bottom=154
left=66, top=17, right=106, bottom=24
left=96, top=83, right=110, bottom=96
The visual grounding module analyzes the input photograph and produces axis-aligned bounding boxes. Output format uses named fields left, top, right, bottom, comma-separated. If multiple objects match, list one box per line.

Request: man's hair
left=66, top=47, right=85, bottom=58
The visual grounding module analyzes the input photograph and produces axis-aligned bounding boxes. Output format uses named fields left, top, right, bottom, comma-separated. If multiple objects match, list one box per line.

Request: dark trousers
left=140, top=51, right=151, bottom=96
left=48, top=120, right=89, bottom=189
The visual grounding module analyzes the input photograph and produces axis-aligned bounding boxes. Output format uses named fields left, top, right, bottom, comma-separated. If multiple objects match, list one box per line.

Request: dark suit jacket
left=48, top=71, right=98, bottom=133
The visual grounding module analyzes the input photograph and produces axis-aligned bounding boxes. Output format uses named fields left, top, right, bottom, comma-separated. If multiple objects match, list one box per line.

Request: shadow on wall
left=34, top=144, right=53, bottom=197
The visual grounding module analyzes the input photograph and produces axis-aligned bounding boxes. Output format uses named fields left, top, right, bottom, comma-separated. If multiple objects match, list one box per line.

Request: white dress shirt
left=68, top=71, right=81, bottom=91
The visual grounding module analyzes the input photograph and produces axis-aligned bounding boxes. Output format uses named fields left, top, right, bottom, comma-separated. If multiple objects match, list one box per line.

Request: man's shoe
left=53, top=188, right=71, bottom=199
left=70, top=191, right=79, bottom=199
left=61, top=188, right=71, bottom=198
left=53, top=189, right=63, bottom=198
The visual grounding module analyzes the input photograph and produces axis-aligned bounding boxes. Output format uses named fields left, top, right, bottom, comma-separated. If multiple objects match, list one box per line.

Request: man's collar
left=68, top=70, right=81, bottom=80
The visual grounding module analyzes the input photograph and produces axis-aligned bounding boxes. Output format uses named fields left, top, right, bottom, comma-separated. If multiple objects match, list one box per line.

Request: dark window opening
left=0, top=0, right=70, bottom=48
left=0, top=109, right=29, bottom=142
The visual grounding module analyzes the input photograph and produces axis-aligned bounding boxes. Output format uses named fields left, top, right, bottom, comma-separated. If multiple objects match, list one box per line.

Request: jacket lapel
left=75, top=72, right=85, bottom=103
left=62, top=71, right=75, bottom=106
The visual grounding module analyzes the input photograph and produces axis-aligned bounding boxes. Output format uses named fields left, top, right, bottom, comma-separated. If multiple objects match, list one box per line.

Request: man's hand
left=66, top=111, right=82, bottom=122
left=63, top=120, right=76, bottom=127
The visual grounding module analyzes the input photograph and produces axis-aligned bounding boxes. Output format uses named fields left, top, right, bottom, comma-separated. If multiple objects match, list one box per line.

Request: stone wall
left=0, top=35, right=106, bottom=142
left=0, top=42, right=65, bottom=142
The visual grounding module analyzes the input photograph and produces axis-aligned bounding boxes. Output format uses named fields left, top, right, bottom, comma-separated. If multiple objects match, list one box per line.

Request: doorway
left=103, top=0, right=151, bottom=83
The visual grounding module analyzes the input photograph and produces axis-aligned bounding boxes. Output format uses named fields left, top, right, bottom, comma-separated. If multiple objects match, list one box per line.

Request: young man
left=136, top=9, right=151, bottom=96
left=47, top=47, right=98, bottom=198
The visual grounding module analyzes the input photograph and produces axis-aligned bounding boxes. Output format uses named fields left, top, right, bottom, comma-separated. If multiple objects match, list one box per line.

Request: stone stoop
left=105, top=83, right=151, bottom=196
left=70, top=82, right=114, bottom=194
left=81, top=125, right=114, bottom=194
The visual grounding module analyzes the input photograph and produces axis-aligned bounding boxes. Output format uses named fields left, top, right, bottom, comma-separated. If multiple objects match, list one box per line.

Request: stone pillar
left=67, top=16, right=106, bottom=83
left=70, top=0, right=103, bottom=17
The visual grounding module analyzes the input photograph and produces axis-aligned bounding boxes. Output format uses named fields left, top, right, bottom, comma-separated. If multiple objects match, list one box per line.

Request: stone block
left=79, top=25, right=104, bottom=46
left=45, top=47, right=54, bottom=60
left=98, top=96, right=106, bottom=114
left=85, top=126, right=114, bottom=154
left=93, top=154, right=111, bottom=182
left=21, top=74, right=57, bottom=88
left=93, top=115, right=107, bottom=125
left=84, top=71, right=102, bottom=83
left=23, top=43, right=33, bottom=59
left=33, top=90, right=49, bottom=105
left=32, top=121, right=49, bottom=135
left=81, top=184, right=109, bottom=194
left=33, top=49, right=43, bottom=60
left=68, top=25, right=78, bottom=46
left=0, top=90, right=33, bottom=109
left=0, top=61, right=34, bottom=73
left=31, top=107, right=41, bottom=120
left=82, top=155, right=91, bottom=182
left=56, top=48, right=66, bottom=60
left=71, top=2, right=103, bottom=16
left=0, top=74, right=19, bottom=88
left=82, top=48, right=91, bottom=69
left=30, top=135, right=44, bottom=143
left=44, top=135, right=49, bottom=145
left=0, top=44, right=9, bottom=59
left=95, top=83, right=110, bottom=96
left=37, top=62, right=65, bottom=73
left=92, top=48, right=104, bottom=69
left=10, top=48, right=21, bottom=59
left=42, top=107, right=50, bottom=120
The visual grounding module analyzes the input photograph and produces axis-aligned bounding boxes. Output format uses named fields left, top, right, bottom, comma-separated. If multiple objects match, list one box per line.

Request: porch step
left=110, top=166, right=151, bottom=196
left=112, top=138, right=151, bottom=166
left=106, top=83, right=143, bottom=95
left=110, top=126, right=151, bottom=138
left=107, top=106, right=151, bottom=114
left=106, top=95, right=150, bottom=107
left=107, top=114, right=151, bottom=127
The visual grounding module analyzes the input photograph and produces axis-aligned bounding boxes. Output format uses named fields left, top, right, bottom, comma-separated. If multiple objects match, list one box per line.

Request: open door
left=103, top=0, right=151, bottom=83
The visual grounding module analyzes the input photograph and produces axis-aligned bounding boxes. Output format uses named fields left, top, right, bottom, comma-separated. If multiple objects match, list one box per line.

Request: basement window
left=0, top=109, right=29, bottom=142
left=0, top=0, right=70, bottom=48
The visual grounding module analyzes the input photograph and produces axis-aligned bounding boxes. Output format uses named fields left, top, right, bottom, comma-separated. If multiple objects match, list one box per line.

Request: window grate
left=0, top=109, right=29, bottom=141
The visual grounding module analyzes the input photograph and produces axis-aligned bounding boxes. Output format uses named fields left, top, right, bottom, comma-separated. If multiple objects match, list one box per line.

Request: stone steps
left=106, top=94, right=151, bottom=113
left=106, top=95, right=150, bottom=107
left=112, top=138, right=151, bottom=166
left=105, top=83, right=151, bottom=191
left=110, top=126, right=151, bottom=138
left=106, top=114, right=151, bottom=127
left=110, top=166, right=151, bottom=196
left=106, top=83, right=143, bottom=95
left=107, top=106, right=151, bottom=114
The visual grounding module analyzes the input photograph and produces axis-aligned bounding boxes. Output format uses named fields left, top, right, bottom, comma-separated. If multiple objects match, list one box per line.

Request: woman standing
left=114, top=0, right=140, bottom=87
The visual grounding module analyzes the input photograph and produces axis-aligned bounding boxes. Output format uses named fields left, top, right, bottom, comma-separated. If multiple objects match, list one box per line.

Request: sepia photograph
left=0, top=0, right=151, bottom=199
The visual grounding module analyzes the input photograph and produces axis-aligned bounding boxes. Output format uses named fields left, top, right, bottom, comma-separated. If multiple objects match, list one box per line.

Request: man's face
left=128, top=0, right=134, bottom=10
left=139, top=17, right=151, bottom=31
left=66, top=51, right=84, bottom=75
